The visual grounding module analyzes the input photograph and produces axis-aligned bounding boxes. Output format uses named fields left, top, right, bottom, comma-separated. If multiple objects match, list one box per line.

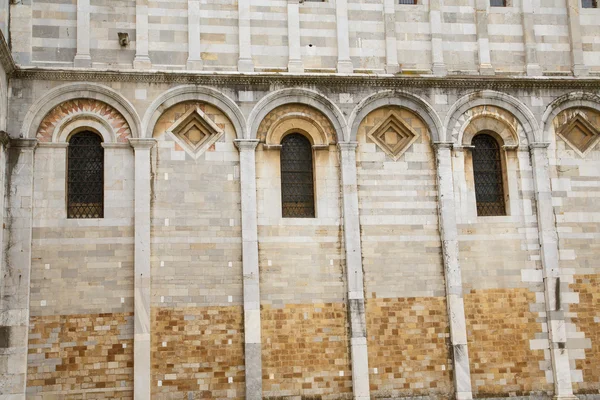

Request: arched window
left=280, top=133, right=315, bottom=218
left=472, top=134, right=506, bottom=216
left=67, top=131, right=104, bottom=218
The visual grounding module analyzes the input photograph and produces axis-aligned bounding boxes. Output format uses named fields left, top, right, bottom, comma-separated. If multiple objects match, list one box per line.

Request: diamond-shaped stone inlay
left=166, top=107, right=224, bottom=159
left=557, top=113, right=600, bottom=157
left=367, top=111, right=420, bottom=161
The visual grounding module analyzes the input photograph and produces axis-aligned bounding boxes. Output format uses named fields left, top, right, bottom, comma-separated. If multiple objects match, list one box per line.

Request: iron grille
left=398, top=0, right=417, bottom=4
left=280, top=134, right=315, bottom=218
left=472, top=134, right=506, bottom=217
left=67, top=132, right=104, bottom=219
left=490, top=0, right=507, bottom=6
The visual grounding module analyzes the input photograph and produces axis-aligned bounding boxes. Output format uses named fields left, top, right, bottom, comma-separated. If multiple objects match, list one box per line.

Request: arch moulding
left=348, top=90, right=443, bottom=143
left=21, top=82, right=142, bottom=141
left=458, top=112, right=520, bottom=148
left=541, top=92, right=600, bottom=143
left=142, top=85, right=246, bottom=140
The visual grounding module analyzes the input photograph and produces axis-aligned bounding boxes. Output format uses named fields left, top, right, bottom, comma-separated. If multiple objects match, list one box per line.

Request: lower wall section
left=570, top=274, right=600, bottom=394
left=464, top=288, right=551, bottom=397
left=261, top=302, right=353, bottom=399
left=151, top=306, right=245, bottom=399
left=366, top=296, right=453, bottom=399
left=27, top=312, right=134, bottom=398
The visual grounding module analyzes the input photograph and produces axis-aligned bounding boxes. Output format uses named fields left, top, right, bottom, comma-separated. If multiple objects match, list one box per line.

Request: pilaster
left=335, top=0, right=353, bottom=74
left=430, top=0, right=447, bottom=76
left=234, top=139, right=262, bottom=400
left=287, top=0, right=304, bottom=73
left=74, top=0, right=92, bottom=68
left=474, top=0, right=494, bottom=75
left=565, top=0, right=588, bottom=77
left=187, top=0, right=203, bottom=71
left=521, top=0, right=542, bottom=76
left=128, top=138, right=156, bottom=400
left=9, top=1, right=32, bottom=65
left=338, top=142, right=370, bottom=400
left=0, top=138, right=37, bottom=398
left=529, top=143, right=578, bottom=400
left=383, top=0, right=399, bottom=74
left=433, top=142, right=473, bottom=400
left=133, top=0, right=152, bottom=70
left=238, top=0, right=254, bottom=72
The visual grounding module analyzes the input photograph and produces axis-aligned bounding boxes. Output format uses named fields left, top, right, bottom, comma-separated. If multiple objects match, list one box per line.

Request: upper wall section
left=8, top=0, right=600, bottom=76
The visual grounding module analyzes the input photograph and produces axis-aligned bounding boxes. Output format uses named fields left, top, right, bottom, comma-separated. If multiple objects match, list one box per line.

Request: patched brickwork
left=366, top=296, right=453, bottom=398
left=36, top=99, right=132, bottom=142
left=261, top=303, right=352, bottom=399
left=27, top=313, right=133, bottom=397
left=152, top=306, right=245, bottom=399
left=570, top=274, right=600, bottom=394
left=464, top=288, right=551, bottom=396
left=256, top=103, right=337, bottom=143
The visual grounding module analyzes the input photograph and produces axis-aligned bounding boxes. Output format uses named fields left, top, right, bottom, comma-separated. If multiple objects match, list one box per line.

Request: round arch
left=21, top=82, right=142, bottom=141
left=142, top=85, right=246, bottom=139
left=541, top=92, right=600, bottom=142
left=445, top=90, right=540, bottom=145
left=348, top=90, right=443, bottom=143
left=248, top=88, right=347, bottom=142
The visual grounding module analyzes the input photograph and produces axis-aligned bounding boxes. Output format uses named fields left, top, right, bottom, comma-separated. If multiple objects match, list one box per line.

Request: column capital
left=432, top=141, right=453, bottom=150
left=529, top=142, right=551, bottom=150
left=128, top=138, right=156, bottom=150
left=337, top=141, right=358, bottom=151
left=234, top=139, right=260, bottom=151
left=11, top=138, right=38, bottom=149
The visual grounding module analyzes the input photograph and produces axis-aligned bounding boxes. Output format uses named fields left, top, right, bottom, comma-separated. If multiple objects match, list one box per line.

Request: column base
left=573, top=64, right=589, bottom=77
left=479, top=64, right=495, bottom=75
left=133, top=56, right=152, bottom=70
left=288, top=59, right=304, bottom=74
left=186, top=59, right=203, bottom=71
left=385, top=63, right=400, bottom=74
left=73, top=54, right=92, bottom=68
left=337, top=60, right=354, bottom=74
left=526, top=63, right=543, bottom=76
left=238, top=58, right=254, bottom=73
left=432, top=62, right=447, bottom=77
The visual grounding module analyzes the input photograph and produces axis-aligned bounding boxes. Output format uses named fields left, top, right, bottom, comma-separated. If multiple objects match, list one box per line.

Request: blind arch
left=280, top=133, right=315, bottom=218
left=67, top=131, right=104, bottom=218
left=472, top=133, right=506, bottom=216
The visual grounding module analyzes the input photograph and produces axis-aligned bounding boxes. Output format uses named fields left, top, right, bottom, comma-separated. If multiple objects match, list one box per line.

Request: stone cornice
left=0, top=30, right=15, bottom=76
left=12, top=67, right=600, bottom=90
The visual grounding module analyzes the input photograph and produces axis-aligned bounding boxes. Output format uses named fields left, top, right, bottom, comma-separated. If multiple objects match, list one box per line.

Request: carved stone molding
left=367, top=111, right=420, bottom=161
left=166, top=106, right=224, bottom=159
left=557, top=112, right=600, bottom=157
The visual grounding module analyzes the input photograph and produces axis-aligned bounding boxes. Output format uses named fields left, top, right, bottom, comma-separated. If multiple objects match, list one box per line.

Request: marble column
left=530, top=143, right=578, bottom=400
left=287, top=0, right=303, bottom=73
left=187, top=0, right=203, bottom=70
left=0, top=138, right=37, bottom=398
left=565, top=0, right=588, bottom=77
left=234, top=139, right=262, bottom=400
left=74, top=0, right=92, bottom=67
left=430, top=0, right=447, bottom=76
left=335, top=0, right=353, bottom=73
left=521, top=0, right=542, bottom=76
left=129, top=138, right=156, bottom=400
left=433, top=143, right=473, bottom=400
left=338, top=142, right=370, bottom=400
left=474, top=0, right=494, bottom=75
left=383, top=0, right=399, bottom=74
left=238, top=0, right=254, bottom=72
left=133, top=0, right=152, bottom=69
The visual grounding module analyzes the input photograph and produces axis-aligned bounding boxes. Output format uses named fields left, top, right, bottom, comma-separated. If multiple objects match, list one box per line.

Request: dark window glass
left=472, top=134, right=506, bottom=216
left=67, top=131, right=104, bottom=218
left=582, top=0, right=598, bottom=7
left=490, top=0, right=507, bottom=6
left=399, top=0, right=417, bottom=4
left=280, top=134, right=315, bottom=218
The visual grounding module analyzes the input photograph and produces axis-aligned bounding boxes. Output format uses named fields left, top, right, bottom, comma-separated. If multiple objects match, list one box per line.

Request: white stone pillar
left=287, top=0, right=303, bottom=73
left=129, top=138, right=155, bottom=400
left=338, top=142, right=370, bottom=400
left=383, top=0, right=399, bottom=74
left=133, top=0, right=152, bottom=69
left=74, top=0, right=92, bottom=67
left=430, top=0, right=447, bottom=76
left=234, top=139, right=262, bottom=400
left=238, top=0, right=254, bottom=72
left=474, top=0, right=493, bottom=75
left=9, top=1, right=32, bottom=65
left=521, top=0, right=541, bottom=76
left=0, top=138, right=37, bottom=398
left=335, top=0, right=353, bottom=73
left=565, top=0, right=588, bottom=77
left=187, top=0, right=203, bottom=70
left=433, top=143, right=473, bottom=400
left=530, top=143, right=578, bottom=400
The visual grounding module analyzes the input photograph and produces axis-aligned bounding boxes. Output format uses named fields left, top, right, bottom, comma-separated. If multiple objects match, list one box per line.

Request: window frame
left=470, top=132, right=508, bottom=217
left=279, top=133, right=316, bottom=219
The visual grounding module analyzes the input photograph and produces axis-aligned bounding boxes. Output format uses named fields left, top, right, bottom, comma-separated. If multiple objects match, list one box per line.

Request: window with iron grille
left=472, top=134, right=506, bottom=216
left=582, top=0, right=598, bottom=7
left=490, top=0, right=507, bottom=6
left=280, top=134, right=315, bottom=218
left=398, top=0, right=417, bottom=4
left=67, top=131, right=104, bottom=219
